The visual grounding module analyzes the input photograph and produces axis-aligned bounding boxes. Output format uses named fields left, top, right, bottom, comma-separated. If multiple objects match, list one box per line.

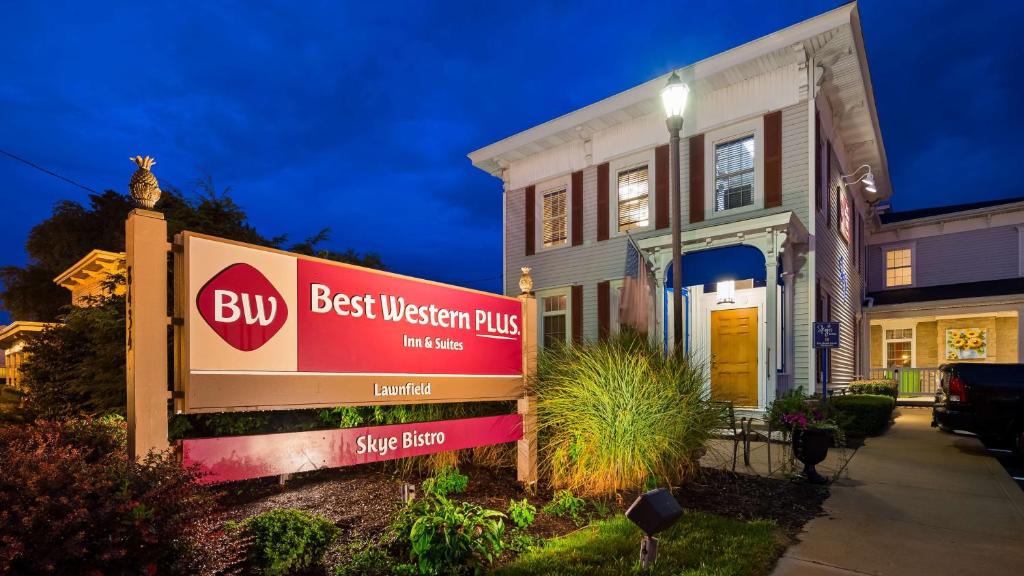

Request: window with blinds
left=616, top=165, right=649, bottom=231
left=714, top=135, right=755, bottom=212
left=885, top=248, right=912, bottom=287
left=542, top=188, right=568, bottom=247
left=542, top=294, right=568, bottom=348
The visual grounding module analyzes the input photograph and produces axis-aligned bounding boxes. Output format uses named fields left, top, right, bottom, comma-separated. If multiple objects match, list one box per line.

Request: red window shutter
left=525, top=185, right=536, bottom=256
left=654, top=144, right=670, bottom=229
left=597, top=280, right=610, bottom=341
left=815, top=114, right=822, bottom=212
left=688, top=134, right=704, bottom=223
left=597, top=163, right=610, bottom=241
left=571, top=284, right=583, bottom=344
left=764, top=111, right=782, bottom=208
left=571, top=170, right=583, bottom=246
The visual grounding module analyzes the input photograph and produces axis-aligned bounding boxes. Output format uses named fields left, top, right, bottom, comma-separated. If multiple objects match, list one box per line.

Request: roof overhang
left=53, top=249, right=126, bottom=290
left=0, top=321, right=52, bottom=350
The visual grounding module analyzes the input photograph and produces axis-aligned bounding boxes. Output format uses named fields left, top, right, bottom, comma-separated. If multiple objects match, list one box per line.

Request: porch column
left=764, top=244, right=779, bottom=405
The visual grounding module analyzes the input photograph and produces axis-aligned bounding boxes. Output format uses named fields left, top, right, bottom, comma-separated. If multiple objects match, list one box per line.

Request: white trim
left=608, top=278, right=625, bottom=336
left=608, top=148, right=656, bottom=237
left=869, top=207, right=1024, bottom=244
left=875, top=319, right=916, bottom=368
left=692, top=285, right=767, bottom=409
left=704, top=116, right=764, bottom=220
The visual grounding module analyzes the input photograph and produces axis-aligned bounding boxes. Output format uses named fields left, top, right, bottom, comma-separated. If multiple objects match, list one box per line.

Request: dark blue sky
left=2, top=1, right=1023, bottom=323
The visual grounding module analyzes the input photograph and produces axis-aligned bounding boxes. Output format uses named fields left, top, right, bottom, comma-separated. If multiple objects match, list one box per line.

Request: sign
left=180, top=233, right=524, bottom=412
left=813, top=321, right=840, bottom=348
left=182, top=414, right=524, bottom=484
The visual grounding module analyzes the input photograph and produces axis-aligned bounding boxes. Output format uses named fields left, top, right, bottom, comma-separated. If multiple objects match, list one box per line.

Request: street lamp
left=661, top=71, right=689, bottom=350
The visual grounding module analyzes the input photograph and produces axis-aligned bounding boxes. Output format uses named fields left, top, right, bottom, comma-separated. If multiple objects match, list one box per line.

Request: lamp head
left=661, top=71, right=689, bottom=119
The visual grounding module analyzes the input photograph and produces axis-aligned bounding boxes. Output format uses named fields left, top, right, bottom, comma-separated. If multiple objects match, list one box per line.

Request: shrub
left=542, top=489, right=586, bottom=526
left=507, top=499, right=537, bottom=530
left=848, top=379, right=899, bottom=399
left=390, top=495, right=506, bottom=575
left=0, top=417, right=242, bottom=575
left=536, top=333, right=723, bottom=496
left=422, top=466, right=469, bottom=497
left=828, top=394, right=895, bottom=437
left=767, top=387, right=817, bottom=430
left=230, top=508, right=340, bottom=576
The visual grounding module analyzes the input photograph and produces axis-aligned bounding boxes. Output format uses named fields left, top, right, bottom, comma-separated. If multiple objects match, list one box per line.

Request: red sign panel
left=181, top=414, right=523, bottom=483
left=182, top=233, right=524, bottom=412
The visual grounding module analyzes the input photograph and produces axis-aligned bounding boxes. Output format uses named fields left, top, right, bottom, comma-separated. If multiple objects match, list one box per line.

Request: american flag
left=618, top=234, right=654, bottom=334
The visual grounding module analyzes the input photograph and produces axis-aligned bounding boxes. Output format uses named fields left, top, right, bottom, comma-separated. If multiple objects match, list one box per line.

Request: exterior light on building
left=662, top=71, right=689, bottom=349
left=842, top=164, right=877, bottom=194
left=716, top=280, right=736, bottom=305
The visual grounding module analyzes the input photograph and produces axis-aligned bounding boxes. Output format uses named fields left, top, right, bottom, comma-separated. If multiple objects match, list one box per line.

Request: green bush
left=422, top=466, right=469, bottom=497
left=829, top=394, right=895, bottom=437
left=390, top=495, right=506, bottom=575
left=848, top=379, right=899, bottom=399
left=542, top=489, right=587, bottom=526
left=766, top=387, right=817, bottom=429
left=230, top=508, right=340, bottom=576
left=537, top=333, right=723, bottom=496
left=507, top=499, right=537, bottom=530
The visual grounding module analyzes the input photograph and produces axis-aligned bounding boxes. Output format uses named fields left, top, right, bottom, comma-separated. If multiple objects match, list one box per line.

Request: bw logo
left=196, top=263, right=288, bottom=351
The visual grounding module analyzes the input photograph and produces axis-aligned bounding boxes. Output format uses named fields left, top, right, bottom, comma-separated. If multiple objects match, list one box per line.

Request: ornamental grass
left=536, top=333, right=724, bottom=497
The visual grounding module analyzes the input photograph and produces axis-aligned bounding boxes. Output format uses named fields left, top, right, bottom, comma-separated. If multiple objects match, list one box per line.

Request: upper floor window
left=885, top=248, right=913, bottom=287
left=541, top=294, right=568, bottom=348
left=542, top=188, right=567, bottom=248
left=714, top=135, right=755, bottom=212
left=617, top=165, right=649, bottom=231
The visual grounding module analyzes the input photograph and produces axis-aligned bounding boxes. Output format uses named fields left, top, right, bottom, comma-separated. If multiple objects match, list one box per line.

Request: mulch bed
left=219, top=462, right=828, bottom=550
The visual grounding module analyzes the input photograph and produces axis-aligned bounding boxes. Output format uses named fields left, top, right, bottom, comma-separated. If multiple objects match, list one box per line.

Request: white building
left=468, top=3, right=890, bottom=412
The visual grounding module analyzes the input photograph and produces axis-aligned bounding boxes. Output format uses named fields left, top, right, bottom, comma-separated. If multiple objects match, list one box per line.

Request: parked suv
left=933, top=363, right=1024, bottom=454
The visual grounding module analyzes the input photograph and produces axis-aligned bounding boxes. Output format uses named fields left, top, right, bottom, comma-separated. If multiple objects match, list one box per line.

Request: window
left=714, top=135, right=755, bottom=212
left=541, top=294, right=568, bottom=348
left=541, top=188, right=567, bottom=247
left=884, top=328, right=913, bottom=368
left=617, top=165, right=649, bottom=231
left=885, top=248, right=912, bottom=287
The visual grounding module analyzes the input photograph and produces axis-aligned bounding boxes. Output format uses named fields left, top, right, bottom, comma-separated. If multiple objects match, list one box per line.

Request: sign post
left=517, top=293, right=538, bottom=488
left=125, top=208, right=170, bottom=460
left=812, top=321, right=840, bottom=399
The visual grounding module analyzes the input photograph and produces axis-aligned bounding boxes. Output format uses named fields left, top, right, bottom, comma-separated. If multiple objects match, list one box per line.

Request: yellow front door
left=711, top=307, right=758, bottom=406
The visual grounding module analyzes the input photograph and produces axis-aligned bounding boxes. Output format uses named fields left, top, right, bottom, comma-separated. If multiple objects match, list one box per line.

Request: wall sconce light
left=716, top=280, right=735, bottom=305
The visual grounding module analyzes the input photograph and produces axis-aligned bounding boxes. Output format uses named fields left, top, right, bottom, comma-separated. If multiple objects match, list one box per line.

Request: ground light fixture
left=625, top=487, right=684, bottom=572
left=661, top=71, right=689, bottom=349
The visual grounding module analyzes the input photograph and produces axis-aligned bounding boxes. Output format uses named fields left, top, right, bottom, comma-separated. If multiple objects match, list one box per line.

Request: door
left=711, top=307, right=758, bottom=406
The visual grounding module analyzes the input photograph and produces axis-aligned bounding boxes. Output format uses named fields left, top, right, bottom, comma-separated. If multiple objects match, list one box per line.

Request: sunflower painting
left=945, top=328, right=987, bottom=360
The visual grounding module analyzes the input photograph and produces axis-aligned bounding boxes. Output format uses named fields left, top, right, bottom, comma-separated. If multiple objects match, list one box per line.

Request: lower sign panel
left=181, top=414, right=524, bottom=483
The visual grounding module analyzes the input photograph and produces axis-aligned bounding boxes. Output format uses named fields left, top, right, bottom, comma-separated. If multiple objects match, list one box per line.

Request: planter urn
left=793, top=427, right=831, bottom=484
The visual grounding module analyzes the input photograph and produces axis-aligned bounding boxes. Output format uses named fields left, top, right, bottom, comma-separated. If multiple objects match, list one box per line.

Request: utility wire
left=1, top=148, right=100, bottom=194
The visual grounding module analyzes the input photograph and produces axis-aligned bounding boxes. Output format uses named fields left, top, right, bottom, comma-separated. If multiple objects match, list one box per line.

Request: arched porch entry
left=664, top=244, right=769, bottom=408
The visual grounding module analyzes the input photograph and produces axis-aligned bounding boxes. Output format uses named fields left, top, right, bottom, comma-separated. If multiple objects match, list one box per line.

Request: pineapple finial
left=519, top=267, right=533, bottom=295
left=129, top=155, right=161, bottom=209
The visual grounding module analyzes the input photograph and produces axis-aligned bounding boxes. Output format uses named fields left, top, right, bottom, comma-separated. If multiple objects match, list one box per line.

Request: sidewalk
left=773, top=407, right=1024, bottom=575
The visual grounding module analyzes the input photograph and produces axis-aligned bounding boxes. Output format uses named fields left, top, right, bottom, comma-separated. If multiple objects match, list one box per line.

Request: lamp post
left=661, top=72, right=689, bottom=350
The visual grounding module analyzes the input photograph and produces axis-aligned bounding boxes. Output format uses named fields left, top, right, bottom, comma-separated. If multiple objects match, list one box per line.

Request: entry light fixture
left=716, top=280, right=736, bottom=305
left=841, top=164, right=877, bottom=194
left=626, top=488, right=684, bottom=572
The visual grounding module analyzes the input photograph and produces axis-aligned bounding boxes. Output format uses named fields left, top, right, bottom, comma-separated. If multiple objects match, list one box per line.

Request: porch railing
left=868, top=367, right=941, bottom=397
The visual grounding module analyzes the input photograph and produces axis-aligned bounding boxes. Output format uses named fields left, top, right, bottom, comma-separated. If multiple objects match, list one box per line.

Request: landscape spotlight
left=626, top=488, right=684, bottom=572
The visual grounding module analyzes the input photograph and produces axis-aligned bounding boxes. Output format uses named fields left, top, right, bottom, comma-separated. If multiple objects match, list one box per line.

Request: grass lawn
left=493, top=511, right=786, bottom=576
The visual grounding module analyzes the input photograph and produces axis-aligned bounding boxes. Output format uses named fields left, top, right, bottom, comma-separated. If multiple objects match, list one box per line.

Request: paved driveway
left=773, top=407, right=1024, bottom=575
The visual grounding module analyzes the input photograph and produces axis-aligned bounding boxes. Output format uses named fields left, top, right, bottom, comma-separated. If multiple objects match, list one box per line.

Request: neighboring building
left=0, top=249, right=125, bottom=392
left=469, top=3, right=890, bottom=412
left=0, top=321, right=50, bottom=391
left=865, top=197, right=1024, bottom=394
left=53, top=249, right=126, bottom=306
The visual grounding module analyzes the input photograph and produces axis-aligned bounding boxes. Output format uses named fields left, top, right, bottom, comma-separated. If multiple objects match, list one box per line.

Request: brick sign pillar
left=517, top=294, right=538, bottom=488
left=126, top=208, right=170, bottom=460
